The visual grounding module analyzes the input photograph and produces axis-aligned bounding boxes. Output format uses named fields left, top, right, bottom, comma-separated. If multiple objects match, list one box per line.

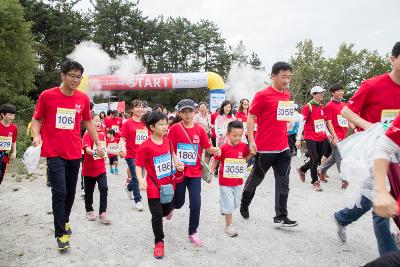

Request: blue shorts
left=219, top=185, right=242, bottom=215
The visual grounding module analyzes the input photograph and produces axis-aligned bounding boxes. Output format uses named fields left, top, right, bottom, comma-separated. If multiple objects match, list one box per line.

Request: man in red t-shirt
left=333, top=42, right=400, bottom=256
left=31, top=60, right=104, bottom=250
left=318, top=83, right=354, bottom=188
left=240, top=62, right=298, bottom=227
left=0, top=104, right=18, bottom=185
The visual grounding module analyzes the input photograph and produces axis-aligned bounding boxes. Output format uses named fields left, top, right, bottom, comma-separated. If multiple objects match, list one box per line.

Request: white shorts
left=219, top=185, right=242, bottom=215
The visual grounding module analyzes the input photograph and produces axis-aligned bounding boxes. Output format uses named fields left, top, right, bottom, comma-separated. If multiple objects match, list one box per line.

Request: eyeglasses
left=65, top=73, right=83, bottom=80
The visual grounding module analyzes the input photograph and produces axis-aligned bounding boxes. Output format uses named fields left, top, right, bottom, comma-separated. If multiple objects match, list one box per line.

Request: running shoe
left=153, top=242, right=164, bottom=259
left=165, top=209, right=174, bottom=220
left=313, top=181, right=323, bottom=192
left=297, top=168, right=306, bottom=182
left=110, top=168, right=115, bottom=174
left=125, top=187, right=134, bottom=200
left=86, top=211, right=96, bottom=221
left=189, top=233, right=203, bottom=247
left=115, top=167, right=119, bottom=174
left=57, top=235, right=70, bottom=250
left=240, top=205, right=250, bottom=220
left=273, top=217, right=298, bottom=228
left=65, top=223, right=72, bottom=236
left=135, top=201, right=144, bottom=211
left=224, top=225, right=238, bottom=237
left=99, top=212, right=111, bottom=224
left=341, top=180, right=349, bottom=189
left=317, top=170, right=328, bottom=183
left=333, top=214, right=347, bottom=242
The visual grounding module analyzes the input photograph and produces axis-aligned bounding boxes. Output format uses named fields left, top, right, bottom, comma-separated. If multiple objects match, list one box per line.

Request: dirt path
left=0, top=157, right=380, bottom=266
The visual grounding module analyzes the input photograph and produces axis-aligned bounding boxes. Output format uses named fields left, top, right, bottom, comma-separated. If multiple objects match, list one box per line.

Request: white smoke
left=67, top=41, right=147, bottom=98
left=225, top=62, right=269, bottom=105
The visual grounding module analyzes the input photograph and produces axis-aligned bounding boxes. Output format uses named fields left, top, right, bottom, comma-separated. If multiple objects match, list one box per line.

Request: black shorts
left=109, top=156, right=118, bottom=165
left=322, top=139, right=332, bottom=158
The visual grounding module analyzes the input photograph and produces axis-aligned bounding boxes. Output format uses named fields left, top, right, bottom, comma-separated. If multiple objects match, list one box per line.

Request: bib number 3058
left=56, top=108, right=76, bottom=130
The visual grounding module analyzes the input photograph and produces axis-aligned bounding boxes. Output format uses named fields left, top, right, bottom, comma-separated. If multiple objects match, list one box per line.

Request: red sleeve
left=248, top=92, right=263, bottom=116
left=199, top=126, right=211, bottom=149
left=120, top=122, right=128, bottom=138
left=346, top=80, right=371, bottom=114
left=33, top=92, right=45, bottom=120
left=82, top=132, right=92, bottom=149
left=243, top=143, right=250, bottom=158
left=135, top=143, right=146, bottom=167
left=167, top=125, right=178, bottom=152
left=12, top=125, right=18, bottom=143
left=301, top=105, right=310, bottom=120
left=324, top=104, right=333, bottom=121
left=386, top=114, right=400, bottom=147
left=81, top=95, right=91, bottom=121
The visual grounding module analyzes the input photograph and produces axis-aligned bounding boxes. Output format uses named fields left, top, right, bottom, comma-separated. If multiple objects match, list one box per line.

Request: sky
left=76, top=0, right=399, bottom=71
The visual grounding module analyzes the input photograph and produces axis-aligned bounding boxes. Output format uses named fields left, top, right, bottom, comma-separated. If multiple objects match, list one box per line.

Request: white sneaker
left=125, top=187, right=134, bottom=200
left=224, top=224, right=238, bottom=237
left=333, top=215, right=347, bottom=242
left=135, top=201, right=144, bottom=211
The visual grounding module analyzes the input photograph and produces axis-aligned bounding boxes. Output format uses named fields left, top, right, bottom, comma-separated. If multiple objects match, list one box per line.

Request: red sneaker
left=297, top=168, right=306, bottom=182
left=154, top=242, right=164, bottom=259
left=317, top=170, right=328, bottom=183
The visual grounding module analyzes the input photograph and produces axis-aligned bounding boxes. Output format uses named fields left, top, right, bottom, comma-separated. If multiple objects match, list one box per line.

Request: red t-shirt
left=214, top=142, right=250, bottom=186
left=106, top=136, right=119, bottom=158
left=235, top=111, right=248, bottom=122
left=168, top=122, right=211, bottom=179
left=82, top=131, right=106, bottom=177
left=249, top=86, right=290, bottom=151
left=120, top=119, right=150, bottom=159
left=0, top=122, right=18, bottom=152
left=135, top=137, right=177, bottom=199
left=386, top=114, right=400, bottom=147
left=211, top=112, right=218, bottom=138
left=301, top=103, right=326, bottom=142
left=347, top=73, right=400, bottom=127
left=324, top=100, right=348, bottom=140
left=33, top=87, right=91, bottom=160
left=104, top=116, right=123, bottom=137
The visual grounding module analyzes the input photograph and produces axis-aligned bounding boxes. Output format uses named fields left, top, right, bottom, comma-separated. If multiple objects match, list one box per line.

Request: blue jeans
left=173, top=177, right=201, bottom=235
left=125, top=158, right=142, bottom=203
left=334, top=195, right=397, bottom=256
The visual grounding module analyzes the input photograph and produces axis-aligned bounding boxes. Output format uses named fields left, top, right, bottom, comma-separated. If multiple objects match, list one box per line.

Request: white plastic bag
left=338, top=123, right=385, bottom=209
left=22, top=145, right=42, bottom=174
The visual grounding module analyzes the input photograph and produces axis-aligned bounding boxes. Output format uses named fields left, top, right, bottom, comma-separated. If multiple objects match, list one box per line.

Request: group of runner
left=0, top=42, right=400, bottom=265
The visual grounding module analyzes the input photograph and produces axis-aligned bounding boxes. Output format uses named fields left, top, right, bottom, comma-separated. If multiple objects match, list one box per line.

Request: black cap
left=177, top=99, right=196, bottom=111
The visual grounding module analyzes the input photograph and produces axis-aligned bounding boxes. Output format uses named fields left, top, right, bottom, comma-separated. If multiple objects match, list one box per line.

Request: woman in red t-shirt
left=119, top=100, right=149, bottom=210
left=136, top=111, right=184, bottom=259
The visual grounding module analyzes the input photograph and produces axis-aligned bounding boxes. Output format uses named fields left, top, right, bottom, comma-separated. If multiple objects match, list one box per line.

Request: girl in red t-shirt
left=135, top=111, right=184, bottom=259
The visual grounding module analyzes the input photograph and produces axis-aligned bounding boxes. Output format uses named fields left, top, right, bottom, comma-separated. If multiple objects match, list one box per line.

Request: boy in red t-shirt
left=106, top=129, right=119, bottom=174
left=82, top=114, right=110, bottom=224
left=211, top=120, right=253, bottom=237
left=0, top=104, right=18, bottom=185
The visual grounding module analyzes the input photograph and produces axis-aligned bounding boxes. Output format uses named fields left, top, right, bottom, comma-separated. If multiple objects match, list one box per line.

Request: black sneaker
left=65, top=223, right=72, bottom=236
left=240, top=205, right=249, bottom=220
left=57, top=235, right=70, bottom=250
left=273, top=217, right=298, bottom=228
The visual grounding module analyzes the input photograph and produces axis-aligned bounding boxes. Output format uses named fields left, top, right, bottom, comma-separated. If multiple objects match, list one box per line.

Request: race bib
left=135, top=129, right=148, bottom=145
left=223, top=158, right=246, bottom=179
left=111, top=125, right=120, bottom=133
left=153, top=153, right=176, bottom=179
left=93, top=141, right=107, bottom=160
left=55, top=108, right=76, bottom=130
left=381, top=109, right=400, bottom=125
left=107, top=142, right=120, bottom=154
left=0, top=136, right=12, bottom=151
left=177, top=143, right=198, bottom=166
left=277, top=101, right=295, bottom=121
left=314, top=119, right=325, bottom=133
left=337, top=115, right=348, bottom=128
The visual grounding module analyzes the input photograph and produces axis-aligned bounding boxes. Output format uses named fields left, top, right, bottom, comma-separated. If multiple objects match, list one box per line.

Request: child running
left=135, top=111, right=184, bottom=259
left=0, top=104, right=18, bottom=185
left=210, top=120, right=253, bottom=237
left=106, top=129, right=119, bottom=174
left=82, top=114, right=110, bottom=224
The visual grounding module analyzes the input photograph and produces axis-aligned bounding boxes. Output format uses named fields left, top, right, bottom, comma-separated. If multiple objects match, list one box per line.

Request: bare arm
left=135, top=166, right=147, bottom=191
left=83, top=120, right=103, bottom=157
left=10, top=142, right=17, bottom=159
left=247, top=112, right=257, bottom=153
left=341, top=106, right=372, bottom=130
left=210, top=158, right=219, bottom=174
left=31, top=118, right=42, bottom=146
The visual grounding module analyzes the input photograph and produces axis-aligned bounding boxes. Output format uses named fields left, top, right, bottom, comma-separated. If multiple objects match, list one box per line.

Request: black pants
left=0, top=161, right=6, bottom=185
left=241, top=150, right=291, bottom=219
left=288, top=134, right=297, bottom=155
left=84, top=173, right=108, bottom=213
left=364, top=250, right=400, bottom=267
left=300, top=140, right=324, bottom=184
left=322, top=139, right=332, bottom=158
left=47, top=157, right=81, bottom=238
left=148, top=198, right=173, bottom=243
